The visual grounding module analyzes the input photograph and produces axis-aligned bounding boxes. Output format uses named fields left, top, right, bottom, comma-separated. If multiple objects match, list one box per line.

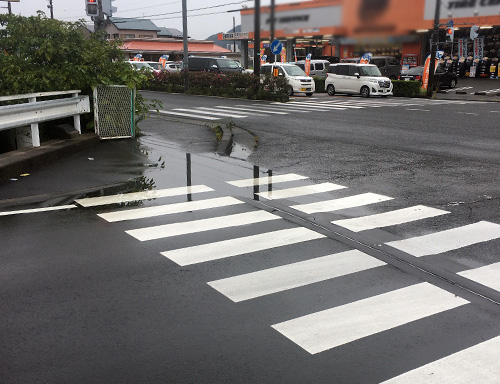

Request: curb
left=0, top=133, right=100, bottom=181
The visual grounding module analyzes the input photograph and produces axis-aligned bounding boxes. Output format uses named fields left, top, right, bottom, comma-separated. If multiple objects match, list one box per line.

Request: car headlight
left=368, top=79, right=379, bottom=84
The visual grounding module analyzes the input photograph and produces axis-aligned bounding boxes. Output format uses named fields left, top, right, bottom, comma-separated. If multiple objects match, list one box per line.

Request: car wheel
left=360, top=86, right=370, bottom=98
left=287, top=87, right=294, bottom=96
left=305, top=93, right=313, bottom=97
left=450, top=79, right=456, bottom=88
left=327, top=84, right=335, bottom=96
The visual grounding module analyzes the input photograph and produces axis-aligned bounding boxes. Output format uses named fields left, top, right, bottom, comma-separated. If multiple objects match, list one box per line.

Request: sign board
left=270, top=39, right=283, bottom=55
left=0, top=0, right=20, bottom=2
left=360, top=52, right=372, bottom=64
left=425, top=0, right=500, bottom=19
left=221, top=32, right=249, bottom=40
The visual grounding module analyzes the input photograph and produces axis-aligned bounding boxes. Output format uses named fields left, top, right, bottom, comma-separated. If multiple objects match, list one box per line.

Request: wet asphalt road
left=1, top=91, right=500, bottom=383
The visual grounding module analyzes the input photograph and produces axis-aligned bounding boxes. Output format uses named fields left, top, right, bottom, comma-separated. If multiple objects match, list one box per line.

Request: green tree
left=0, top=12, right=157, bottom=125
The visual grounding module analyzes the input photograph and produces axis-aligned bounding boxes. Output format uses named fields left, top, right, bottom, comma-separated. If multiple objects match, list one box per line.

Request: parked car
left=294, top=59, right=330, bottom=78
left=163, top=61, right=181, bottom=72
left=128, top=61, right=162, bottom=74
left=261, top=63, right=315, bottom=96
left=325, top=63, right=393, bottom=98
left=369, top=56, right=401, bottom=80
left=188, top=56, right=243, bottom=73
left=398, top=65, right=458, bottom=89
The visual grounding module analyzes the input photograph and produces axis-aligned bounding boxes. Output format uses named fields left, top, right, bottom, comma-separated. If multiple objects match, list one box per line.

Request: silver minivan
left=294, top=60, right=330, bottom=78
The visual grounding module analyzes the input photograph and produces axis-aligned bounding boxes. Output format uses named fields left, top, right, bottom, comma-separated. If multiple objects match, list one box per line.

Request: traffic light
left=85, top=0, right=99, bottom=17
left=445, top=27, right=454, bottom=42
left=102, top=0, right=117, bottom=17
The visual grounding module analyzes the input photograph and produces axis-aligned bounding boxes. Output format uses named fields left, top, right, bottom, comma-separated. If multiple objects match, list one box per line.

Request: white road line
left=161, top=227, right=325, bottom=266
left=291, top=193, right=394, bottom=214
left=386, top=221, right=500, bottom=257
left=126, top=210, right=280, bottom=241
left=458, top=262, right=500, bottom=292
left=208, top=249, right=385, bottom=302
left=332, top=205, right=449, bottom=232
left=97, top=196, right=244, bottom=222
left=227, top=173, right=308, bottom=187
left=224, top=105, right=290, bottom=115
left=154, top=109, right=220, bottom=120
left=406, top=108, right=430, bottom=112
left=75, top=185, right=214, bottom=207
left=257, top=182, right=347, bottom=200
left=250, top=104, right=311, bottom=113
left=174, top=108, right=247, bottom=118
left=272, top=282, right=468, bottom=354
left=204, top=106, right=268, bottom=117
left=274, top=102, right=346, bottom=111
left=0, top=205, right=76, bottom=216
left=380, top=335, right=500, bottom=383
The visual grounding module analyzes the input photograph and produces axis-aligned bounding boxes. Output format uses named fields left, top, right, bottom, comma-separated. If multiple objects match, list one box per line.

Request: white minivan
left=325, top=63, right=393, bottom=98
left=261, top=63, right=315, bottom=96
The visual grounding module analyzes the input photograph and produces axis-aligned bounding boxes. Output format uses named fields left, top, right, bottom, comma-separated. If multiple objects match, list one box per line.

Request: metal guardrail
left=0, top=90, right=91, bottom=147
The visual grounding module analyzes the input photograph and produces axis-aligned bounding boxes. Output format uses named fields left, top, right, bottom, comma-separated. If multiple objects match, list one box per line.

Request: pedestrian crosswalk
left=152, top=97, right=477, bottom=121
left=68, top=172, right=500, bottom=381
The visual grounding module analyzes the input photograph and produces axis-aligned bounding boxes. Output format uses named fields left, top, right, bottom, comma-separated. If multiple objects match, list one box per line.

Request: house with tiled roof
left=106, top=17, right=160, bottom=40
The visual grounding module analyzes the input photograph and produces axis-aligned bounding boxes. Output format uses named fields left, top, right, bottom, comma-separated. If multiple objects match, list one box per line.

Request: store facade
left=238, top=0, right=500, bottom=76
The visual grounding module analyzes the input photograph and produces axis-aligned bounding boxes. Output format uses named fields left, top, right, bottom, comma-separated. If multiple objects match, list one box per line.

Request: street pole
left=270, top=0, right=275, bottom=42
left=182, top=0, right=188, bottom=91
left=253, top=0, right=260, bottom=76
left=427, top=0, right=440, bottom=97
left=233, top=16, right=236, bottom=53
left=7, top=1, right=11, bottom=15
left=49, top=0, right=54, bottom=19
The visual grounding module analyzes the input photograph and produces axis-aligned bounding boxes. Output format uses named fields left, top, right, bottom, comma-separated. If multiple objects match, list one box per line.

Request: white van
left=325, top=63, right=393, bottom=98
left=261, top=63, right=315, bottom=96
left=294, top=59, right=330, bottom=78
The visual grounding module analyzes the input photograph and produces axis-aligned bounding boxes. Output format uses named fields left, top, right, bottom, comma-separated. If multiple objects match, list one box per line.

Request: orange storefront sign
left=342, top=0, right=426, bottom=37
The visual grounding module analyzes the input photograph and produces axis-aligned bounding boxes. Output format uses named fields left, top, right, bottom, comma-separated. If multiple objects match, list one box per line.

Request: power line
left=129, top=1, right=248, bottom=19
left=148, top=10, right=237, bottom=21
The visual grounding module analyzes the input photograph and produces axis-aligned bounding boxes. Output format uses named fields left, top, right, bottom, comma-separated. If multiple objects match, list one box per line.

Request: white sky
left=4, top=0, right=311, bottom=40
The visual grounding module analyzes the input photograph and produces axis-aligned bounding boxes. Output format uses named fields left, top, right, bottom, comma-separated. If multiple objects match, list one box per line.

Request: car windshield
left=283, top=65, right=307, bottom=76
left=359, top=66, right=382, bottom=76
left=148, top=63, right=163, bottom=70
left=131, top=62, right=152, bottom=69
left=216, top=59, right=240, bottom=69
left=406, top=67, right=423, bottom=75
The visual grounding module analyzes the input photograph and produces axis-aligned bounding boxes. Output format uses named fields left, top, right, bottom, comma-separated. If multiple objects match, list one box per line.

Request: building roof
left=157, top=27, right=184, bottom=38
left=108, top=17, right=160, bottom=32
left=121, top=40, right=232, bottom=54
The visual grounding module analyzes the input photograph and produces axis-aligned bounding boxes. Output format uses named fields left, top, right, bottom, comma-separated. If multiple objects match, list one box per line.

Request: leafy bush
left=313, top=76, right=326, bottom=93
left=391, top=80, right=422, bottom=97
left=0, top=13, right=158, bottom=128
left=149, top=70, right=289, bottom=102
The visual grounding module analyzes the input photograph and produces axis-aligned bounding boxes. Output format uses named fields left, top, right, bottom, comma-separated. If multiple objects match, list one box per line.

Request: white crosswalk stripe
left=292, top=192, right=394, bottom=214
left=227, top=173, right=308, bottom=187
left=208, top=249, right=385, bottom=302
left=272, top=282, right=468, bottom=354
left=161, top=227, right=325, bottom=266
left=217, top=105, right=290, bottom=115
left=380, top=335, right=500, bottom=383
left=458, top=262, right=500, bottom=292
left=173, top=108, right=248, bottom=118
left=98, top=196, right=244, bottom=222
left=332, top=205, right=449, bottom=232
left=386, top=221, right=500, bottom=257
left=126, top=210, right=281, bottom=241
left=155, top=109, right=220, bottom=120
left=257, top=182, right=347, bottom=200
left=75, top=185, right=214, bottom=207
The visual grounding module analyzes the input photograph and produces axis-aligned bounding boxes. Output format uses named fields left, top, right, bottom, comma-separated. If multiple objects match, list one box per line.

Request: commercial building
left=236, top=0, right=500, bottom=71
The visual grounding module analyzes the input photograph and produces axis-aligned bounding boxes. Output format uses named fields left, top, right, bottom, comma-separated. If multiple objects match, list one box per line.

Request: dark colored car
left=399, top=65, right=457, bottom=88
left=188, top=57, right=243, bottom=74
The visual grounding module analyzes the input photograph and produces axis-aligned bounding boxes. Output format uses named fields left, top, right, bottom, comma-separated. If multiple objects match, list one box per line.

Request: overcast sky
left=4, top=0, right=310, bottom=40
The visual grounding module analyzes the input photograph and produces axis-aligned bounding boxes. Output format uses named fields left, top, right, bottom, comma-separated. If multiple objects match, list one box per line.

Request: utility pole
left=48, top=0, right=54, bottom=18
left=233, top=16, right=236, bottom=53
left=253, top=0, right=260, bottom=76
left=427, top=0, right=440, bottom=97
left=270, top=0, right=275, bottom=42
left=182, top=0, right=188, bottom=91
left=7, top=1, right=11, bottom=15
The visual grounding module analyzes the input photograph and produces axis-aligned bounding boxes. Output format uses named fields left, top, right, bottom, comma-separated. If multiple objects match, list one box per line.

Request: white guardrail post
left=28, top=96, right=41, bottom=147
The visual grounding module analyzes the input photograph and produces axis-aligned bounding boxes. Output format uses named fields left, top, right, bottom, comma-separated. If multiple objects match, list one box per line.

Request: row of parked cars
left=128, top=55, right=456, bottom=98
